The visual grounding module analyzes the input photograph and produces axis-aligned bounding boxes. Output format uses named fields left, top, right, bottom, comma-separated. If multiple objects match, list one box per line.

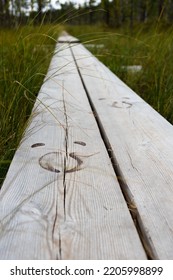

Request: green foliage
left=0, top=24, right=61, bottom=186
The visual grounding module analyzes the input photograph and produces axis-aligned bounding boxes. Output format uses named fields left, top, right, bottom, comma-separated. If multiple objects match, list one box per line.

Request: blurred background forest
left=1, top=0, right=173, bottom=28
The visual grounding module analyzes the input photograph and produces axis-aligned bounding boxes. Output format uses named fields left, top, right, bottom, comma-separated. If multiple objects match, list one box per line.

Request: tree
left=130, top=0, right=134, bottom=30
left=0, top=0, right=4, bottom=24
left=158, top=0, right=166, bottom=19
left=37, top=0, right=50, bottom=22
left=139, top=0, right=148, bottom=22
left=88, top=0, right=96, bottom=24
left=111, top=0, right=123, bottom=27
left=101, top=0, right=110, bottom=25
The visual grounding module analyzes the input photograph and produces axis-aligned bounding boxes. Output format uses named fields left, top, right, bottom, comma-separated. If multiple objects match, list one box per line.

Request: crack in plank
left=62, top=80, right=68, bottom=220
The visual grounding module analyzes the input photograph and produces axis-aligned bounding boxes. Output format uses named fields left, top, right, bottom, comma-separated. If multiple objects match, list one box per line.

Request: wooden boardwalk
left=0, top=32, right=173, bottom=259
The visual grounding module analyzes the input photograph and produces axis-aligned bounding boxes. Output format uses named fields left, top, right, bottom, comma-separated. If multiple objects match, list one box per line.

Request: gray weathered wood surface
left=58, top=31, right=80, bottom=43
left=0, top=34, right=147, bottom=259
left=71, top=42, right=173, bottom=259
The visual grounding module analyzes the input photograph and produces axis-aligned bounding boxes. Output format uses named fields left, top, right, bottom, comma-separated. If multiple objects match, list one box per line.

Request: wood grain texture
left=72, top=42, right=173, bottom=259
left=0, top=38, right=146, bottom=259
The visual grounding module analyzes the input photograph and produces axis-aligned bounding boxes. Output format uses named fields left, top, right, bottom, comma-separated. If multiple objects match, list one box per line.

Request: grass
left=1, top=21, right=173, bottom=187
left=0, top=24, right=62, bottom=186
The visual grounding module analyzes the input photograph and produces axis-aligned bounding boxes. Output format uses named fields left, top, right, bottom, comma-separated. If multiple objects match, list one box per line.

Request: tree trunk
left=101, top=0, right=110, bottom=26
left=139, top=0, right=147, bottom=22
left=158, top=0, right=165, bottom=18
left=130, top=0, right=134, bottom=30
left=38, top=0, right=43, bottom=22
left=4, top=0, right=10, bottom=26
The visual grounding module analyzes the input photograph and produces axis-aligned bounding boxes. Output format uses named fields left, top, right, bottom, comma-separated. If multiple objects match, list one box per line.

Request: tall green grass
left=0, top=24, right=62, bottom=186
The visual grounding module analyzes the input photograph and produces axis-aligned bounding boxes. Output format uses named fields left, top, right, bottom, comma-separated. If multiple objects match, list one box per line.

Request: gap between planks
left=69, top=43, right=153, bottom=259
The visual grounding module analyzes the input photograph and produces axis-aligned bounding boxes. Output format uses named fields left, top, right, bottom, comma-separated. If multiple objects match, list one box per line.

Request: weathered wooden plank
left=72, top=42, right=173, bottom=259
left=58, top=31, right=80, bottom=43
left=0, top=45, right=67, bottom=259
left=0, top=39, right=146, bottom=259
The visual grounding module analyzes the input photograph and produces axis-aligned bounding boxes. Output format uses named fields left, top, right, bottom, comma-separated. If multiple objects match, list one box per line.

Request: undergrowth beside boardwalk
left=0, top=24, right=62, bottom=186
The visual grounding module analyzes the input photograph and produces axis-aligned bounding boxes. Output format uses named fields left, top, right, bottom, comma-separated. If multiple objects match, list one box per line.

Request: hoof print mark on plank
left=39, top=151, right=99, bottom=174
left=39, top=152, right=61, bottom=173
left=39, top=151, right=83, bottom=174
left=122, top=101, right=132, bottom=108
left=111, top=101, right=132, bottom=109
left=31, top=143, right=45, bottom=148
left=66, top=152, right=99, bottom=173
left=66, top=152, right=83, bottom=173
left=111, top=101, right=121, bottom=108
left=74, top=141, right=86, bottom=146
